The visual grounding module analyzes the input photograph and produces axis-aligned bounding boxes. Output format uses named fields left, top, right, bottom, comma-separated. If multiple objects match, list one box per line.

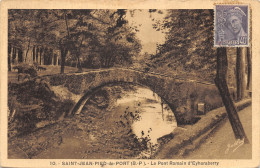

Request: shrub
left=8, top=78, right=61, bottom=136
left=13, top=63, right=38, bottom=81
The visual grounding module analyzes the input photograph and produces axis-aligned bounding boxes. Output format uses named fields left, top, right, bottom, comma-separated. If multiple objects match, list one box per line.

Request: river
left=30, top=84, right=178, bottom=159
left=115, top=86, right=177, bottom=144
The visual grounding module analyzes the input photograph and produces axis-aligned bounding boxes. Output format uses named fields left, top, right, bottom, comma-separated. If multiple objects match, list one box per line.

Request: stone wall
left=45, top=68, right=227, bottom=125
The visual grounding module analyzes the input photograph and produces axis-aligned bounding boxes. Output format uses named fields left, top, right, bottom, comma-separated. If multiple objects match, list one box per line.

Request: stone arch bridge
left=45, top=68, right=225, bottom=125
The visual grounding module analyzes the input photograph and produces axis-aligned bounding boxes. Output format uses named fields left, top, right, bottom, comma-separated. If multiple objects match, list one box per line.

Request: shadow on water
left=79, top=83, right=178, bottom=158
left=31, top=83, right=178, bottom=159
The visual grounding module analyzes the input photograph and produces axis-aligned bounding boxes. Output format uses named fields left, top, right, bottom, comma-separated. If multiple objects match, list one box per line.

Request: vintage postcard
left=0, top=0, right=259, bottom=167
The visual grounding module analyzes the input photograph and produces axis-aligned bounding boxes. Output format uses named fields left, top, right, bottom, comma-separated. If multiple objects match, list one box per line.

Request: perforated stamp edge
left=213, top=3, right=251, bottom=48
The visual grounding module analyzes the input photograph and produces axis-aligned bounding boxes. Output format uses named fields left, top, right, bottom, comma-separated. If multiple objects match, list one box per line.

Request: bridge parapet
left=44, top=68, right=226, bottom=125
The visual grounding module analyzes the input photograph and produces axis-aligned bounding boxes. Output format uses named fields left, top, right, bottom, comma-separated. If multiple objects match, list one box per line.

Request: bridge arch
left=68, top=81, right=179, bottom=122
left=46, top=68, right=223, bottom=125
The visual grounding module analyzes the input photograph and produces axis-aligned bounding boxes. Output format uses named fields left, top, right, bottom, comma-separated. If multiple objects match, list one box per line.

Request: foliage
left=149, top=10, right=216, bottom=82
left=13, top=63, right=38, bottom=77
left=8, top=9, right=142, bottom=71
left=8, top=78, right=74, bottom=137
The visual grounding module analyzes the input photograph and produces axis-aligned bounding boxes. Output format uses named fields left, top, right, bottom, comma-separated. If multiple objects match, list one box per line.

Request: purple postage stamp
left=214, top=4, right=250, bottom=47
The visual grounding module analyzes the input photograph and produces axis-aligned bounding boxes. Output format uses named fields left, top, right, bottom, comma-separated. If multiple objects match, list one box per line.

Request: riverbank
left=154, top=98, right=252, bottom=159
left=8, top=84, right=147, bottom=159
left=184, top=105, right=252, bottom=159
left=7, top=76, right=251, bottom=159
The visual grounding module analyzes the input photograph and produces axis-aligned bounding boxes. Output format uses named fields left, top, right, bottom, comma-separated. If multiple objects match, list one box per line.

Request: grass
left=8, top=65, right=88, bottom=83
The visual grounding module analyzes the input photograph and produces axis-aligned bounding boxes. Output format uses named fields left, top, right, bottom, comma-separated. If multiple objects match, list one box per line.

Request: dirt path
left=29, top=104, right=142, bottom=159
left=183, top=106, right=252, bottom=159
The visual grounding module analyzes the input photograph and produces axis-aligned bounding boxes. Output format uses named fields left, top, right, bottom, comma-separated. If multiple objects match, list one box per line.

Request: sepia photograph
left=1, top=0, right=260, bottom=167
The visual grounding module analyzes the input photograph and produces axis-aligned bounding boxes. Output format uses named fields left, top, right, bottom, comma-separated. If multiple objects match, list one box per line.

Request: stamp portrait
left=214, top=4, right=249, bottom=47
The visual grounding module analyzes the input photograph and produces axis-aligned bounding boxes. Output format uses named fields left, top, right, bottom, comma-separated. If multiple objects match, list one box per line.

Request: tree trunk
left=41, top=48, right=45, bottom=65
left=12, top=47, right=16, bottom=64
left=246, top=47, right=251, bottom=90
left=105, top=53, right=112, bottom=68
left=8, top=44, right=12, bottom=71
left=236, top=47, right=246, bottom=100
left=33, top=46, right=35, bottom=62
left=76, top=36, right=84, bottom=72
left=18, top=48, right=23, bottom=63
left=50, top=49, right=54, bottom=65
left=15, top=48, right=19, bottom=63
left=59, top=11, right=71, bottom=74
left=107, top=54, right=114, bottom=68
left=36, top=47, right=39, bottom=64
left=77, top=56, right=83, bottom=72
left=39, top=48, right=43, bottom=65
left=60, top=47, right=68, bottom=74
left=44, top=48, right=48, bottom=65
left=25, top=38, right=31, bottom=62
left=215, top=47, right=249, bottom=143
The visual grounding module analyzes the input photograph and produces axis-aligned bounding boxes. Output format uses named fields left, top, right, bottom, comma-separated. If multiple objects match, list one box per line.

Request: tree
left=49, top=9, right=141, bottom=71
left=8, top=10, right=47, bottom=64
left=236, top=47, right=247, bottom=100
left=215, top=48, right=249, bottom=143
left=151, top=9, right=249, bottom=142
left=93, top=9, right=141, bottom=68
left=246, top=47, right=251, bottom=90
left=8, top=9, right=142, bottom=72
left=46, top=10, right=72, bottom=73
left=67, top=9, right=98, bottom=72
left=8, top=10, right=34, bottom=66
left=150, top=10, right=216, bottom=82
left=8, top=45, right=12, bottom=71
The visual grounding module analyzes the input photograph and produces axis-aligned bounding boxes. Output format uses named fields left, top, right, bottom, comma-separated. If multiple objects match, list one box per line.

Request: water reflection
left=30, top=84, right=178, bottom=159
left=116, top=86, right=177, bottom=144
left=80, top=84, right=178, bottom=158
